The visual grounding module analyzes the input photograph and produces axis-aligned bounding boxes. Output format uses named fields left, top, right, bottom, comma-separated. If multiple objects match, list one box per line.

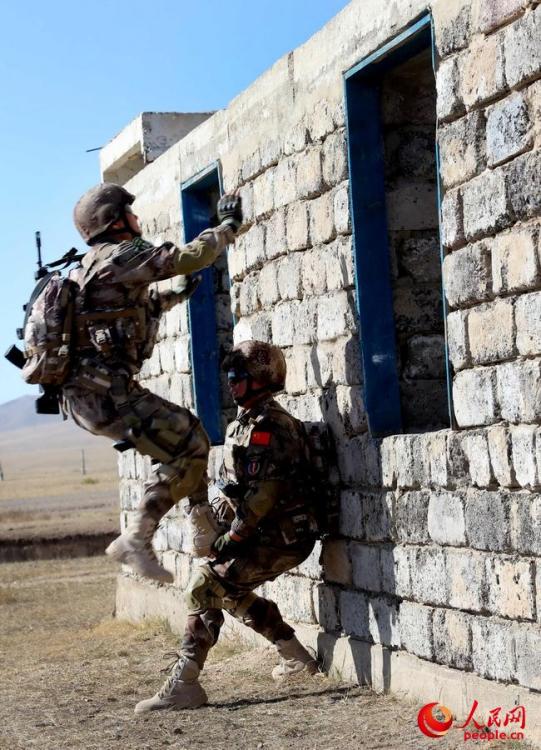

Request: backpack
left=302, top=422, right=340, bottom=539
left=6, top=248, right=84, bottom=391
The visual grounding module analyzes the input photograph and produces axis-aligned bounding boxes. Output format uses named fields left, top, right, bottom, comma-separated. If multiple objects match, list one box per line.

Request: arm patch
left=250, top=430, right=272, bottom=446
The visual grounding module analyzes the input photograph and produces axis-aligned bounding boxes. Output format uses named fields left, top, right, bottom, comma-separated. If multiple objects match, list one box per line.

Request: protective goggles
left=227, top=369, right=249, bottom=384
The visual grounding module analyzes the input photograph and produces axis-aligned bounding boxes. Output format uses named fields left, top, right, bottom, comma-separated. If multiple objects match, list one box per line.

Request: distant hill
left=0, top=395, right=63, bottom=433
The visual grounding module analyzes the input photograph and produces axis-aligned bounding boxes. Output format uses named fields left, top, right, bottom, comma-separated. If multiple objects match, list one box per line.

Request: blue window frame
left=344, top=13, right=452, bottom=437
left=181, top=162, right=226, bottom=445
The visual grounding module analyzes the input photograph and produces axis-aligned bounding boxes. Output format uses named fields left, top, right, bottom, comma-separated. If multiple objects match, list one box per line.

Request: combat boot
left=272, top=635, right=320, bottom=679
left=134, top=654, right=207, bottom=714
left=105, top=511, right=173, bottom=583
left=182, top=498, right=221, bottom=558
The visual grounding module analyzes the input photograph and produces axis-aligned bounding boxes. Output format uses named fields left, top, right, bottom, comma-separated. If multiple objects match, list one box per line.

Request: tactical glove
left=217, top=194, right=243, bottom=233
left=211, top=532, right=241, bottom=562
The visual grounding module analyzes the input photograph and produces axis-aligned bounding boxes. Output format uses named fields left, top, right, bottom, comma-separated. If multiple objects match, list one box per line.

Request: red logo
left=417, top=703, right=453, bottom=738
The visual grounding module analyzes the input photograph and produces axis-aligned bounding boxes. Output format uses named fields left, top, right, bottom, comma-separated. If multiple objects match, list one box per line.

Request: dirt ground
left=0, top=556, right=532, bottom=750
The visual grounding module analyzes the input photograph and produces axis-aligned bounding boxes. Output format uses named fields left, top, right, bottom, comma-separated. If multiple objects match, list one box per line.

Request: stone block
left=312, top=583, right=340, bottom=632
left=447, top=547, right=487, bottom=611
left=505, top=149, right=541, bottom=221
left=264, top=575, right=315, bottom=624
left=273, top=156, right=297, bottom=209
left=436, top=56, right=465, bottom=123
left=439, top=111, right=486, bottom=189
left=252, top=168, right=274, bottom=218
left=492, top=225, right=540, bottom=294
left=324, top=384, right=366, bottom=437
left=462, top=169, right=512, bottom=242
left=258, top=262, right=279, bottom=307
left=264, top=208, right=287, bottom=260
left=462, top=432, right=493, bottom=488
left=442, top=240, right=492, bottom=308
left=486, top=91, right=532, bottom=168
left=440, top=187, right=464, bottom=250
left=270, top=302, right=294, bottom=347
left=286, top=201, right=309, bottom=251
left=471, top=617, right=516, bottom=681
left=242, top=223, right=266, bottom=272
left=487, top=424, right=516, bottom=487
left=306, top=343, right=333, bottom=388
left=301, top=248, right=327, bottom=296
left=434, top=0, right=472, bottom=56
left=307, top=100, right=335, bottom=142
left=468, top=299, right=515, bottom=365
left=460, top=33, right=507, bottom=109
left=276, top=254, right=302, bottom=301
left=322, top=131, right=348, bottom=187
left=516, top=292, right=541, bottom=356
left=394, top=435, right=430, bottom=489
left=333, top=182, right=351, bottom=235
left=410, top=547, right=448, bottom=607
left=395, top=491, right=429, bottom=544
left=331, top=335, right=363, bottom=386
left=368, top=598, right=400, bottom=648
left=321, top=539, right=351, bottom=586
left=317, top=292, right=355, bottom=341
left=427, top=431, right=450, bottom=488
left=293, top=298, right=318, bottom=345
left=504, top=6, right=541, bottom=88
left=475, top=0, right=528, bottom=34
left=240, top=148, right=261, bottom=182
left=486, top=555, right=535, bottom=619
left=510, top=493, right=541, bottom=555
left=399, top=601, right=433, bottom=660
left=239, top=272, right=259, bottom=316
left=465, top=488, right=510, bottom=551
left=325, top=236, right=354, bottom=292
left=380, top=544, right=411, bottom=598
left=295, top=147, right=323, bottom=200
left=284, top=346, right=307, bottom=395
left=337, top=433, right=380, bottom=488
left=447, top=310, right=470, bottom=370
left=309, top=192, right=335, bottom=245
left=284, top=118, right=309, bottom=156
left=158, top=341, right=175, bottom=374
left=350, top=543, right=381, bottom=592
left=428, top=491, right=466, bottom=546
left=362, top=492, right=393, bottom=542
left=497, top=359, right=541, bottom=422
left=510, top=425, right=539, bottom=488
left=403, top=335, right=445, bottom=380
left=453, top=367, right=498, bottom=428
left=339, top=490, right=364, bottom=540
left=433, top=609, right=472, bottom=670
left=446, top=432, right=471, bottom=487
left=514, top=625, right=541, bottom=690
left=385, top=183, right=438, bottom=232
left=339, top=590, right=370, bottom=640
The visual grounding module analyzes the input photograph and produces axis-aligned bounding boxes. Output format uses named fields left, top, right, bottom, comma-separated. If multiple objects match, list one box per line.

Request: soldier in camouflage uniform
left=135, top=340, right=320, bottom=714
left=64, top=183, right=243, bottom=583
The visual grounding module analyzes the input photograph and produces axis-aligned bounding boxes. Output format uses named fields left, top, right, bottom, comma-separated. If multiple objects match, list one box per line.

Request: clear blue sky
left=0, top=0, right=349, bottom=406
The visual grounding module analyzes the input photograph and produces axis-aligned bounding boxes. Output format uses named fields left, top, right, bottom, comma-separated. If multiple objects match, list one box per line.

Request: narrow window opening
left=181, top=164, right=234, bottom=444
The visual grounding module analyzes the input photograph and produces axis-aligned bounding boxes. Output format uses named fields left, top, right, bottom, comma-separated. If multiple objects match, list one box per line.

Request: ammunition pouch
left=75, top=307, right=146, bottom=356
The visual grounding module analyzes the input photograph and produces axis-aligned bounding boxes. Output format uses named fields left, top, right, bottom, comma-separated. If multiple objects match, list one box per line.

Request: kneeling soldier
left=135, top=340, right=320, bottom=713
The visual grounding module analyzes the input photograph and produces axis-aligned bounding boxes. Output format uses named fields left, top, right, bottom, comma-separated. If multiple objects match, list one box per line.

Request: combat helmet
left=73, top=183, right=135, bottom=244
left=223, top=340, right=286, bottom=392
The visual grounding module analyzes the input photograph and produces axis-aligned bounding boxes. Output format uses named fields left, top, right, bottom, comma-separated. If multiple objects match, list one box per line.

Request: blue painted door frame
left=181, top=162, right=224, bottom=445
left=344, top=13, right=453, bottom=437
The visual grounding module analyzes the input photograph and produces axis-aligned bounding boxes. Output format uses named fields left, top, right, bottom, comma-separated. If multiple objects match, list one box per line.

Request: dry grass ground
left=0, top=556, right=532, bottom=750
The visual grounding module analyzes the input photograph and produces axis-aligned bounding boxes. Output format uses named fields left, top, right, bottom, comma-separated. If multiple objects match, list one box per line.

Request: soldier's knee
left=184, top=565, right=226, bottom=613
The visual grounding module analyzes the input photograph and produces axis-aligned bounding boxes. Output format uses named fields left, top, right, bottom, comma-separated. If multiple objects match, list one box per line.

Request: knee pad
left=184, top=566, right=228, bottom=613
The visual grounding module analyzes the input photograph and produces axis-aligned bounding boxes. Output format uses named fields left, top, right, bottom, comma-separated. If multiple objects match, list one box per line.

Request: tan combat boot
left=134, top=655, right=207, bottom=714
left=181, top=499, right=221, bottom=558
left=105, top=511, right=173, bottom=583
left=272, top=635, right=320, bottom=679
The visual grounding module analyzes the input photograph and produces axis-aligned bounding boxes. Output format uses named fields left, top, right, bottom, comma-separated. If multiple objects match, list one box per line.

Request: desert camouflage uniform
left=180, top=394, right=318, bottom=670
left=62, top=226, right=234, bottom=519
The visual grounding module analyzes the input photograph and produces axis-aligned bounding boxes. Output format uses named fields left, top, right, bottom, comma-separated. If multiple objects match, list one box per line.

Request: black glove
left=217, top=194, right=243, bottom=233
left=211, top=532, right=242, bottom=562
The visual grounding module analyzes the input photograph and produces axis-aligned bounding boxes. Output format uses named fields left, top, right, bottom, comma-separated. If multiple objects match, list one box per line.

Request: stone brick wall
left=111, top=0, right=541, bottom=732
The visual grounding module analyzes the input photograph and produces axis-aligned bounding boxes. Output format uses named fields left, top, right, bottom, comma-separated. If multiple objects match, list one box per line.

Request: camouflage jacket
left=69, top=225, right=234, bottom=375
left=218, top=395, right=318, bottom=546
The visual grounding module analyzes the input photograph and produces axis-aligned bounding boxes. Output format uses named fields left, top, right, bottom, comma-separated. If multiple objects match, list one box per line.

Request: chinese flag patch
left=250, top=431, right=272, bottom=446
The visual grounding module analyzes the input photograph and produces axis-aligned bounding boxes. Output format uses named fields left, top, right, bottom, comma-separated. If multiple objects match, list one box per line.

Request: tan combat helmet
left=224, top=340, right=286, bottom=392
left=73, top=183, right=135, bottom=244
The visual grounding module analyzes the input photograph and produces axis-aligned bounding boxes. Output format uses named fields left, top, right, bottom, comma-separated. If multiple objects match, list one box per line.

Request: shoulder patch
left=250, top=431, right=272, bottom=446
left=112, top=238, right=154, bottom=267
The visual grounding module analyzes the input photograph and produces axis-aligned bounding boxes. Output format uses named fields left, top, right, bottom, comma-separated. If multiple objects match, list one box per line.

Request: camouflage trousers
left=180, top=540, right=315, bottom=669
left=62, top=368, right=210, bottom=522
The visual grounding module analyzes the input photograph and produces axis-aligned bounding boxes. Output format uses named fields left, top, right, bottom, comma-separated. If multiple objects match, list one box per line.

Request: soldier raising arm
left=62, top=183, right=242, bottom=583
